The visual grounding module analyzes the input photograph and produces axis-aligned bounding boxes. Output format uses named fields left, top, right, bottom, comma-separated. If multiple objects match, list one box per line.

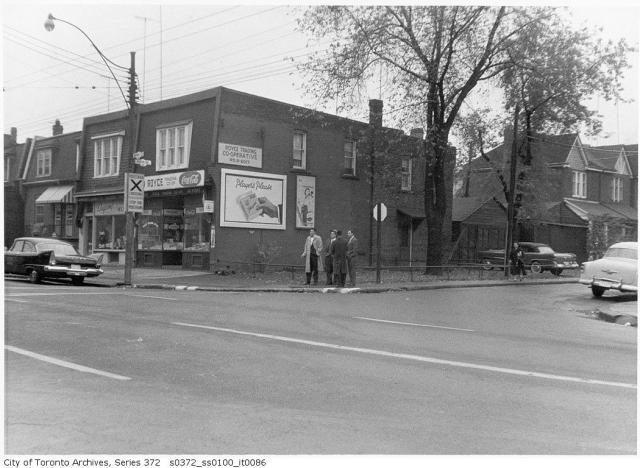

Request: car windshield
left=37, top=242, right=80, bottom=256
left=604, top=247, right=638, bottom=260
left=537, top=246, right=554, bottom=254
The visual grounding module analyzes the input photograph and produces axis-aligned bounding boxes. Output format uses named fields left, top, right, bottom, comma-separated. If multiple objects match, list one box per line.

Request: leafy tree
left=296, top=5, right=553, bottom=267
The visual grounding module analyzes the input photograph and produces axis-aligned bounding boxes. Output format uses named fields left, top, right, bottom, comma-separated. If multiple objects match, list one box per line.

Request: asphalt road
left=4, top=279, right=637, bottom=454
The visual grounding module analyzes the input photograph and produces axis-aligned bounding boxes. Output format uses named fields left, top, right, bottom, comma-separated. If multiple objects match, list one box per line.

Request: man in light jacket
left=301, top=228, right=323, bottom=285
left=346, top=229, right=358, bottom=286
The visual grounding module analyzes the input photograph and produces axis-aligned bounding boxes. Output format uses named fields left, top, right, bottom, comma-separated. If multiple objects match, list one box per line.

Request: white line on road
left=173, top=321, right=636, bottom=390
left=5, top=298, right=30, bottom=303
left=354, top=316, right=474, bottom=332
left=126, top=294, right=178, bottom=301
left=5, top=345, right=131, bottom=381
left=5, top=292, right=118, bottom=297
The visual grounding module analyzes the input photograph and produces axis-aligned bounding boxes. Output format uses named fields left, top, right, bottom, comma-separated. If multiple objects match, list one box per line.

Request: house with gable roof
left=452, top=132, right=637, bottom=264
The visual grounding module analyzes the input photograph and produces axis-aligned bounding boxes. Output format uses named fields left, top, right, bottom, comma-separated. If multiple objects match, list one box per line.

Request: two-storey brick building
left=3, top=127, right=31, bottom=247
left=452, top=133, right=637, bottom=263
left=73, top=87, right=444, bottom=270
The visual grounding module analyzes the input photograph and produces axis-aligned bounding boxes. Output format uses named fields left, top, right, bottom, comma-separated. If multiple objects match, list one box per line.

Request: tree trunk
left=424, top=129, right=449, bottom=272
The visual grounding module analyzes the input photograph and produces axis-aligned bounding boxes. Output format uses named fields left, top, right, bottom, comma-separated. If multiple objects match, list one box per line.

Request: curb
left=113, top=278, right=581, bottom=294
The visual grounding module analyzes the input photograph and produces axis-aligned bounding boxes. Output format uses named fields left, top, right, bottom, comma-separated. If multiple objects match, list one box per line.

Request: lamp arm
left=52, top=16, right=130, bottom=108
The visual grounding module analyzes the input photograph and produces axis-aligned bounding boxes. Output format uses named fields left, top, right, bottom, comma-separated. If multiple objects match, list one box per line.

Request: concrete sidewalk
left=94, top=265, right=582, bottom=294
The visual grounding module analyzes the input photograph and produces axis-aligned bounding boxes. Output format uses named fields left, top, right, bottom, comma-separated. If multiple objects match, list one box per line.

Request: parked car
left=579, top=241, right=638, bottom=297
left=479, top=242, right=579, bottom=275
left=4, top=237, right=103, bottom=285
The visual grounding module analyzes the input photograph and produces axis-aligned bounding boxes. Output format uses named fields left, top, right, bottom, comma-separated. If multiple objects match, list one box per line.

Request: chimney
left=10, top=127, right=17, bottom=142
left=52, top=119, right=63, bottom=136
left=369, top=99, right=383, bottom=128
left=410, top=128, right=424, bottom=140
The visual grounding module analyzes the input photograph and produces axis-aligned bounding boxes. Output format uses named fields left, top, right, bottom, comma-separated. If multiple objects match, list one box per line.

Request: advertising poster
left=220, top=168, right=286, bottom=230
left=296, top=175, right=316, bottom=229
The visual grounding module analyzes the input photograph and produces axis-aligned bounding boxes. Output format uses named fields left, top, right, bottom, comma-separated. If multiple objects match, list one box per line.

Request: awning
left=35, top=185, right=74, bottom=204
left=397, top=207, right=426, bottom=219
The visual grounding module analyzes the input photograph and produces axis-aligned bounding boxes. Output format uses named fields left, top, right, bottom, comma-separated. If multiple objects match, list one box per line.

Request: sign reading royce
left=144, top=170, right=204, bottom=192
left=218, top=143, right=262, bottom=168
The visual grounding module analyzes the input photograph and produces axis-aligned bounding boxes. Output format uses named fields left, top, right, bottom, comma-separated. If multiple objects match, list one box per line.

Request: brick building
left=73, top=87, right=449, bottom=270
left=3, top=127, right=31, bottom=247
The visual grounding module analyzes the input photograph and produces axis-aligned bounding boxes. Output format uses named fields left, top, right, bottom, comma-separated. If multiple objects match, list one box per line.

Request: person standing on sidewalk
left=301, top=228, right=323, bottom=285
left=510, top=242, right=526, bottom=281
left=331, top=230, right=348, bottom=287
left=324, top=229, right=337, bottom=285
left=346, top=229, right=358, bottom=287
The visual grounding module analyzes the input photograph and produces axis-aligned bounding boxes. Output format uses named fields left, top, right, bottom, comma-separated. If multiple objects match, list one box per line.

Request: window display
left=184, top=209, right=211, bottom=251
left=162, top=209, right=183, bottom=250
left=95, top=215, right=125, bottom=250
left=138, top=212, right=162, bottom=250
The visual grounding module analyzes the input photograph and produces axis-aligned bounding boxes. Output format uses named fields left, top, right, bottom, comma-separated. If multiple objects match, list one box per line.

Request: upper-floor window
left=401, top=158, right=412, bottom=191
left=292, top=131, right=306, bottom=169
left=4, top=157, right=9, bottom=181
left=36, top=149, right=52, bottom=177
left=612, top=177, right=623, bottom=202
left=572, top=170, right=586, bottom=198
left=156, top=121, right=192, bottom=171
left=344, top=139, right=357, bottom=175
left=93, top=133, right=123, bottom=178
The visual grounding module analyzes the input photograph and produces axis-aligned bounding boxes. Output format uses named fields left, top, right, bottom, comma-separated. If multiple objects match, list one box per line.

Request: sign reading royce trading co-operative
left=218, top=143, right=262, bottom=168
left=144, top=170, right=204, bottom=192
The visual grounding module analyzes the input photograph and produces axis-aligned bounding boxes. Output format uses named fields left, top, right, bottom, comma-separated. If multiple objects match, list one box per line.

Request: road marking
left=4, top=292, right=118, bottom=297
left=173, top=322, right=636, bottom=390
left=126, top=294, right=178, bottom=301
left=354, top=316, right=474, bottom=332
left=5, top=345, right=131, bottom=381
left=5, top=298, right=30, bottom=303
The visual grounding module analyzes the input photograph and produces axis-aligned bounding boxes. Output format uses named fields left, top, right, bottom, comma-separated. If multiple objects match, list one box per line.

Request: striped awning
left=35, top=185, right=74, bottom=204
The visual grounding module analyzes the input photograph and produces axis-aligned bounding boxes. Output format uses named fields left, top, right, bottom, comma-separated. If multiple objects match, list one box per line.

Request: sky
left=2, top=1, right=639, bottom=148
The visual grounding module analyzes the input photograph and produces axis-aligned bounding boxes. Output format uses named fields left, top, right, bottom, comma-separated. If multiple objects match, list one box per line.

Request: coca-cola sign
left=145, top=170, right=204, bottom=192
left=179, top=171, right=202, bottom=187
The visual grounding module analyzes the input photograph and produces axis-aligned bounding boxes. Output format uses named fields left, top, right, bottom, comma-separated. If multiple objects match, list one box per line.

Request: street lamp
left=45, top=13, right=138, bottom=286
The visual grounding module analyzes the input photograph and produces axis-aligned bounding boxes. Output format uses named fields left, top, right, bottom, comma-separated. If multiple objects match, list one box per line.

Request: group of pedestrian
left=301, top=228, right=358, bottom=287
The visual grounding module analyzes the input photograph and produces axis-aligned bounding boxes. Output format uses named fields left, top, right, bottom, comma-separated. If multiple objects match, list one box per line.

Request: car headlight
left=49, top=252, right=56, bottom=265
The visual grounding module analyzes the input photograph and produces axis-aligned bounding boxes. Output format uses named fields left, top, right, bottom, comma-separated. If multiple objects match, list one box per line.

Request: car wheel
left=29, top=269, right=41, bottom=284
left=551, top=268, right=563, bottom=276
left=530, top=261, right=542, bottom=274
left=481, top=259, right=493, bottom=271
left=71, top=277, right=85, bottom=286
left=591, top=285, right=605, bottom=297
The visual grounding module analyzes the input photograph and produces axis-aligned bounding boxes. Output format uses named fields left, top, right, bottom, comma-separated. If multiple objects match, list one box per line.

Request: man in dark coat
left=330, top=230, right=348, bottom=287
left=324, top=229, right=337, bottom=285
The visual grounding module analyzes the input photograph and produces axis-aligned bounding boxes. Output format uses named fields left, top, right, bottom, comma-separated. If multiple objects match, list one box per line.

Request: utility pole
left=124, top=51, right=138, bottom=286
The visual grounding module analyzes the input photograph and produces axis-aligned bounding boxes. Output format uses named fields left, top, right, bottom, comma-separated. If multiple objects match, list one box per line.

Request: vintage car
left=4, top=237, right=103, bottom=285
left=479, top=242, right=579, bottom=275
left=579, top=241, right=638, bottom=297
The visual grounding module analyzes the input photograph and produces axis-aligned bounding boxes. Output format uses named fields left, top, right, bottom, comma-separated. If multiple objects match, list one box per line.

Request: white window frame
left=344, top=139, right=357, bottom=175
left=572, top=170, right=586, bottom=198
left=156, top=121, right=192, bottom=171
left=292, top=131, right=307, bottom=169
left=401, top=158, right=412, bottom=191
left=36, top=149, right=52, bottom=177
left=92, top=132, right=124, bottom=178
left=612, top=177, right=623, bottom=202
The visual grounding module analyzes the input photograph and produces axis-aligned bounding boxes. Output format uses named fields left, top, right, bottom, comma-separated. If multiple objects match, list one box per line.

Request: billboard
left=220, top=168, right=286, bottom=230
left=296, top=175, right=316, bottom=229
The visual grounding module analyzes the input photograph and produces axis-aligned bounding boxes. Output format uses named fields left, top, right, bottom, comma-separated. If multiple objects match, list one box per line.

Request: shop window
left=162, top=209, right=184, bottom=250
left=184, top=210, right=211, bottom=251
left=36, top=149, right=52, bottom=177
left=95, top=215, right=125, bottom=250
left=93, top=133, right=123, bottom=178
left=293, top=131, right=306, bottom=169
left=156, top=121, right=192, bottom=171
left=138, top=212, right=163, bottom=250
left=344, top=139, right=357, bottom=175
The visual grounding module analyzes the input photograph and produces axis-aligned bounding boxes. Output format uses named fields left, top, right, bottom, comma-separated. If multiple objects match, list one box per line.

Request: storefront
left=137, top=170, right=213, bottom=269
